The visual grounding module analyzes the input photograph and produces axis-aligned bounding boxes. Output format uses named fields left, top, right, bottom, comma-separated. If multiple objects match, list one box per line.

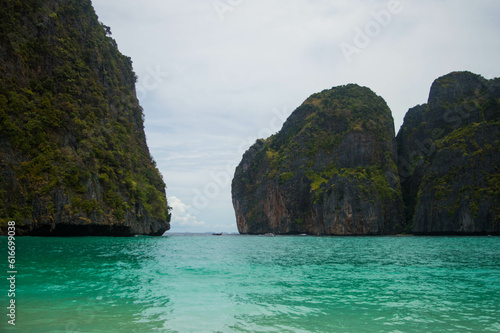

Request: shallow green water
left=1, top=235, right=499, bottom=332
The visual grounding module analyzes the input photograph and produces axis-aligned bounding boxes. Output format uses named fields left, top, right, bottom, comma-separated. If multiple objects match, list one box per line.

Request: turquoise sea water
left=1, top=235, right=499, bottom=332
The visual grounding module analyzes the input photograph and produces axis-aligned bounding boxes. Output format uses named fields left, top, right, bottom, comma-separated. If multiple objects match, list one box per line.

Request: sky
left=91, top=0, right=500, bottom=233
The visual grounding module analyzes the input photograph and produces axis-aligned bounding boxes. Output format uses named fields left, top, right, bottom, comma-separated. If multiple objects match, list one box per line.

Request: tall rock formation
left=0, top=0, right=171, bottom=236
left=232, top=84, right=404, bottom=235
left=396, top=71, right=500, bottom=235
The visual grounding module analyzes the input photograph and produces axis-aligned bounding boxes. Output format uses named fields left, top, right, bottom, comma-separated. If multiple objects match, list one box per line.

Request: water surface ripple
left=1, top=235, right=499, bottom=332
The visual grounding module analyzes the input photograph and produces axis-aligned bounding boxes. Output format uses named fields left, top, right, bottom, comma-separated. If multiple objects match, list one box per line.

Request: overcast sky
left=91, top=0, right=500, bottom=233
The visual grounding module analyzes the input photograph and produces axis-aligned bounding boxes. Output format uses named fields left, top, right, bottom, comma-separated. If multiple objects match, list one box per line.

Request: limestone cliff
left=0, top=0, right=171, bottom=236
left=232, top=84, right=404, bottom=235
left=397, top=72, right=500, bottom=234
left=396, top=72, right=500, bottom=235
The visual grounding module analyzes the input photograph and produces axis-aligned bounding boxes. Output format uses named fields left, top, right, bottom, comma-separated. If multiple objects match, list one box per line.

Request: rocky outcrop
left=232, top=84, right=404, bottom=235
left=0, top=0, right=170, bottom=236
left=396, top=71, right=500, bottom=235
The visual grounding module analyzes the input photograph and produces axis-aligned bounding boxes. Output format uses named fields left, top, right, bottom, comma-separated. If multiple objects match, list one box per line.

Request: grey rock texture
left=0, top=0, right=170, bottom=236
left=396, top=71, right=500, bottom=235
left=232, top=84, right=404, bottom=235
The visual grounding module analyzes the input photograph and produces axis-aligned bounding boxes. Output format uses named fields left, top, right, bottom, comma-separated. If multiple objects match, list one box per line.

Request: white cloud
left=168, top=196, right=206, bottom=229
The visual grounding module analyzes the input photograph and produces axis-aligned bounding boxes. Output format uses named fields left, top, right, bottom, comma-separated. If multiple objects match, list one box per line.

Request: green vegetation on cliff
left=259, top=85, right=398, bottom=185
left=0, top=0, right=170, bottom=235
left=232, top=84, right=404, bottom=235
left=235, top=71, right=499, bottom=236
left=397, top=72, right=500, bottom=235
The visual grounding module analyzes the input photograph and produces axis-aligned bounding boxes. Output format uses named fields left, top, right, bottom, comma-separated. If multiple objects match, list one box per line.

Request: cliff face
left=0, top=0, right=170, bottom=236
left=396, top=72, right=500, bottom=235
left=232, top=84, right=404, bottom=235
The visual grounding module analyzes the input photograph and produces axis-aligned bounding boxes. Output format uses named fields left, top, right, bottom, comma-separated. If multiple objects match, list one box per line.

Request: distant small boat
left=212, top=232, right=223, bottom=236
left=263, top=233, right=275, bottom=237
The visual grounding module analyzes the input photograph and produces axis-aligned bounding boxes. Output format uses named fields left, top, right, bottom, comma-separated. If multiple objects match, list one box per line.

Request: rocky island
left=0, top=0, right=171, bottom=236
left=232, top=84, right=405, bottom=235
left=233, top=72, right=499, bottom=236
left=397, top=71, right=500, bottom=235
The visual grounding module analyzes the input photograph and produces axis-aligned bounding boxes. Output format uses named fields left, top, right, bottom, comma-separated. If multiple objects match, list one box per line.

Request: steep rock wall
left=232, top=84, right=404, bottom=235
left=396, top=71, right=500, bottom=235
left=0, top=0, right=170, bottom=236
